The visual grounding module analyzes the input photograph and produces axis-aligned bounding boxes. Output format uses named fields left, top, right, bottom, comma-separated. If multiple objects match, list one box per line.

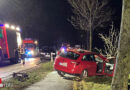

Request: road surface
left=25, top=71, right=73, bottom=90
left=0, top=57, right=41, bottom=81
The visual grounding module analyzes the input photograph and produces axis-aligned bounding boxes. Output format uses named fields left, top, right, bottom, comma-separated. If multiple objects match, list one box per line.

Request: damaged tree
left=111, top=0, right=130, bottom=90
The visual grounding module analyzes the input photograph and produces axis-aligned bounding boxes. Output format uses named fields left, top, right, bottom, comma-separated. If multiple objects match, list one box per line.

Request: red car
left=54, top=49, right=115, bottom=79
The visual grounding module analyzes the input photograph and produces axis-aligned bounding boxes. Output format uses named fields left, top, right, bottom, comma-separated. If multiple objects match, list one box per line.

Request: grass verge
left=73, top=76, right=112, bottom=90
left=1, top=61, right=53, bottom=90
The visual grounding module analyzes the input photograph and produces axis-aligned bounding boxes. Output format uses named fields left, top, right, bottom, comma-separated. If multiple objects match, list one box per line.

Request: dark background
left=0, top=0, right=122, bottom=49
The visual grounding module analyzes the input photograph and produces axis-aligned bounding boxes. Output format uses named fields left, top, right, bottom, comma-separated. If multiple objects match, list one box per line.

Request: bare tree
left=95, top=23, right=119, bottom=58
left=68, top=0, right=112, bottom=51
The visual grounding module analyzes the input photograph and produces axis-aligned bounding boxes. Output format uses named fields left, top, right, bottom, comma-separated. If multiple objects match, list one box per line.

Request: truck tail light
left=71, top=61, right=80, bottom=65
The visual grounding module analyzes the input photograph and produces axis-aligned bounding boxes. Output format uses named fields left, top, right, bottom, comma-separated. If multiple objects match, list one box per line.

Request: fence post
left=51, top=52, right=53, bottom=62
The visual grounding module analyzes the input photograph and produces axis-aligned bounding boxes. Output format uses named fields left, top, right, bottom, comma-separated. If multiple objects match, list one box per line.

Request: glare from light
left=34, top=40, right=38, bottom=45
left=27, top=51, right=31, bottom=55
left=27, top=50, right=34, bottom=55
left=61, top=48, right=65, bottom=53
left=29, top=58, right=35, bottom=61
left=31, top=62, right=35, bottom=65
left=11, top=25, right=15, bottom=30
left=16, top=32, right=22, bottom=47
left=16, top=27, right=20, bottom=31
left=5, top=24, right=10, bottom=28
left=31, top=50, right=34, bottom=55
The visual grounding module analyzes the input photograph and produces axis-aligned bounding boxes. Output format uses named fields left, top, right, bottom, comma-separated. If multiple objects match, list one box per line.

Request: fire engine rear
left=0, top=24, right=22, bottom=64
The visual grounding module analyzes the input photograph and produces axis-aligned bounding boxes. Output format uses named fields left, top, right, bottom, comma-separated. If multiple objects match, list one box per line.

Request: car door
left=80, top=54, right=97, bottom=76
left=94, top=54, right=106, bottom=75
left=104, top=57, right=116, bottom=77
left=94, top=54, right=116, bottom=77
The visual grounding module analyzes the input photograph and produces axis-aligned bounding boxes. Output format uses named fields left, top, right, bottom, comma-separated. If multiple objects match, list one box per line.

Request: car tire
left=57, top=71, right=65, bottom=77
left=79, top=69, right=88, bottom=80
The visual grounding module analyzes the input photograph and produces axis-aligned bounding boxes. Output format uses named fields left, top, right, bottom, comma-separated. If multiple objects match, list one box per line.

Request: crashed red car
left=54, top=49, right=115, bottom=79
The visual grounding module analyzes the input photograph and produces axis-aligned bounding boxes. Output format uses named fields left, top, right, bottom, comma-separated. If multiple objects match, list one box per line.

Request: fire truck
left=0, top=24, right=22, bottom=64
left=22, top=38, right=39, bottom=57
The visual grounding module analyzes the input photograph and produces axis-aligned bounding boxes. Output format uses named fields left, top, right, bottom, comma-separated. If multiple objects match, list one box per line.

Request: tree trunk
left=86, top=31, right=90, bottom=50
left=89, top=12, right=92, bottom=51
left=89, top=28, right=92, bottom=51
left=111, top=0, right=130, bottom=90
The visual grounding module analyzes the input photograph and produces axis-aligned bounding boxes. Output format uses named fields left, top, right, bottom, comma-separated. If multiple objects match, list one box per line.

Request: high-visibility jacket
left=20, top=48, right=25, bottom=54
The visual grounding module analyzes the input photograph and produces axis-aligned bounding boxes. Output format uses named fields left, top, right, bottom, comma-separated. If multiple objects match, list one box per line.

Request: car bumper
left=54, top=65, right=80, bottom=76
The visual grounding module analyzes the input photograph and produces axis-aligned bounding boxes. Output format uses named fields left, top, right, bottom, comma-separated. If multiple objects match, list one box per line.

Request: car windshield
left=60, top=51, right=80, bottom=60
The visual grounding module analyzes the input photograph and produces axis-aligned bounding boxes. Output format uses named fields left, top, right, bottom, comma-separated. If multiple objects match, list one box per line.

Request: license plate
left=59, top=62, right=67, bottom=67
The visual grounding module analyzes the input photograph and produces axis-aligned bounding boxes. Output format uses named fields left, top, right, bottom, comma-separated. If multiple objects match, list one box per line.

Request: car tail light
left=71, top=61, right=80, bottom=65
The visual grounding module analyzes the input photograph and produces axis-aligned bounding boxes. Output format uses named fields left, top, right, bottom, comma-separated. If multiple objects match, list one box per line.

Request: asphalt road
left=0, top=57, right=41, bottom=81
left=25, top=71, right=73, bottom=90
left=0, top=58, right=73, bottom=90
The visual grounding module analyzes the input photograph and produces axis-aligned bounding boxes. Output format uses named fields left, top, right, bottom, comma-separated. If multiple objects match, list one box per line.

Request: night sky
left=0, top=0, right=122, bottom=48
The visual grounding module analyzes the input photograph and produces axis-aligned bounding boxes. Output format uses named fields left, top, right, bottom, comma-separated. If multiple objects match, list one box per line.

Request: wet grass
left=73, top=76, right=112, bottom=90
left=1, top=61, right=53, bottom=90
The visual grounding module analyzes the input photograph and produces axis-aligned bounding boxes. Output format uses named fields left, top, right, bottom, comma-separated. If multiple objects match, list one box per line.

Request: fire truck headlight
left=5, top=24, right=10, bottom=28
left=11, top=25, right=15, bottom=30
left=16, top=27, right=20, bottom=31
left=34, top=40, right=38, bottom=45
left=27, top=51, right=31, bottom=55
left=26, top=50, right=34, bottom=56
left=30, top=50, right=34, bottom=55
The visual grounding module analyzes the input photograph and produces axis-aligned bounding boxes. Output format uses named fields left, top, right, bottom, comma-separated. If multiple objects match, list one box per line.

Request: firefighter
left=94, top=55, right=103, bottom=72
left=20, top=46, right=25, bottom=65
left=14, top=47, right=21, bottom=63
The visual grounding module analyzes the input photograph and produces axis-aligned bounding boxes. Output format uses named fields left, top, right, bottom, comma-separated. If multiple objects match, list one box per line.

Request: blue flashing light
left=25, top=50, right=31, bottom=55
left=25, top=49, right=33, bottom=57
left=61, top=46, right=67, bottom=53
left=27, top=51, right=31, bottom=55
left=0, top=24, right=4, bottom=27
left=61, top=48, right=65, bottom=52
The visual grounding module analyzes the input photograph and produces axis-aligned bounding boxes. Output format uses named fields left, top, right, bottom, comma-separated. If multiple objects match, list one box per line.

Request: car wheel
left=80, top=70, right=88, bottom=80
left=57, top=71, right=65, bottom=77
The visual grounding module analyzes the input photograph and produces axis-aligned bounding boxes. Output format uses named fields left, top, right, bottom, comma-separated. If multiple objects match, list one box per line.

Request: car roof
left=67, top=48, right=97, bottom=55
left=66, top=48, right=107, bottom=61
